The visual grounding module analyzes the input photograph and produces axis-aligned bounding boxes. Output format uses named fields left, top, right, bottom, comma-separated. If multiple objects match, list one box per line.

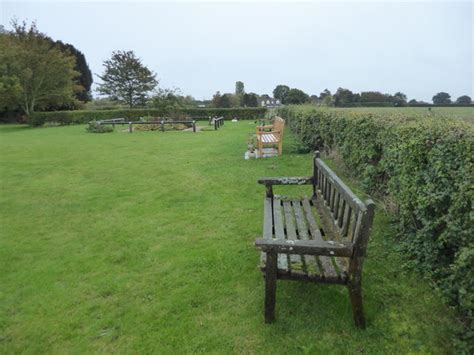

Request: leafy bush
left=278, top=105, right=474, bottom=350
left=30, top=107, right=266, bottom=126
left=86, top=121, right=114, bottom=133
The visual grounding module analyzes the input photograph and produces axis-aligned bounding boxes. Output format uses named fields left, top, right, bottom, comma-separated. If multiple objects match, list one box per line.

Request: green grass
left=0, top=122, right=460, bottom=353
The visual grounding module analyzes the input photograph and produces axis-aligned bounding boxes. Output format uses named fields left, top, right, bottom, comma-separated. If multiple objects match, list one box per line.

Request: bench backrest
left=273, top=116, right=285, bottom=134
left=312, top=152, right=375, bottom=258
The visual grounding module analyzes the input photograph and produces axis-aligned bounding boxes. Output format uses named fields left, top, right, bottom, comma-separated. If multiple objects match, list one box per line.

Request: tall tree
left=285, top=88, right=310, bottom=104
left=392, top=92, right=407, bottom=106
left=54, top=41, right=93, bottom=102
left=455, top=95, right=471, bottom=104
left=432, top=92, right=451, bottom=105
left=211, top=91, right=222, bottom=107
left=243, top=92, right=258, bottom=107
left=319, top=89, right=331, bottom=100
left=273, top=85, right=290, bottom=103
left=0, top=20, right=79, bottom=116
left=359, top=91, right=387, bottom=104
left=220, top=93, right=232, bottom=108
left=235, top=81, right=245, bottom=95
left=333, top=88, right=355, bottom=106
left=97, top=50, right=157, bottom=108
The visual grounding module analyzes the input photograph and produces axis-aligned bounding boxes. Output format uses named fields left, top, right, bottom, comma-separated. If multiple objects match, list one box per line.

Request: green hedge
left=30, top=107, right=267, bottom=126
left=278, top=105, right=473, bottom=349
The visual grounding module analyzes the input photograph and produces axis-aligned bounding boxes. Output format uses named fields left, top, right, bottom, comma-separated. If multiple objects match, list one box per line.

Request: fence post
left=192, top=120, right=196, bottom=133
left=214, top=117, right=217, bottom=130
left=129, top=122, right=132, bottom=133
left=161, top=120, right=165, bottom=132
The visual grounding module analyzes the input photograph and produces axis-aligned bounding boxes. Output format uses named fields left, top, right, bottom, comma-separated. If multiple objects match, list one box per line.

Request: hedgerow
left=29, top=107, right=266, bottom=126
left=278, top=105, right=473, bottom=350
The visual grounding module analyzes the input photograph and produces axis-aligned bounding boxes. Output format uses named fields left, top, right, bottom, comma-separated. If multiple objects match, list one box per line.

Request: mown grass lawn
left=0, top=122, right=459, bottom=353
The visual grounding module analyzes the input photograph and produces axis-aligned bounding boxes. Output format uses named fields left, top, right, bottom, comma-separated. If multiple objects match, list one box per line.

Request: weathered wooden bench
left=255, top=151, right=375, bottom=328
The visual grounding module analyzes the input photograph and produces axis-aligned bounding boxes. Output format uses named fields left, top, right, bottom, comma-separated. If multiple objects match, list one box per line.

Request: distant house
left=260, top=97, right=281, bottom=108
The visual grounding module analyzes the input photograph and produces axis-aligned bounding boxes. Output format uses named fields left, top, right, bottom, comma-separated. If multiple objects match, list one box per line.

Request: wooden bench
left=256, top=116, right=285, bottom=156
left=209, top=116, right=224, bottom=130
left=255, top=151, right=375, bottom=328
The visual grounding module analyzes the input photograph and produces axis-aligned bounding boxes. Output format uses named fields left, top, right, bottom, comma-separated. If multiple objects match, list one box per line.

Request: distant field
left=331, top=106, right=474, bottom=123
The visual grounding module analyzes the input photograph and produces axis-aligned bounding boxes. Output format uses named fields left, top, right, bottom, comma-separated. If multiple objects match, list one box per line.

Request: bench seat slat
left=301, top=198, right=341, bottom=280
left=258, top=134, right=278, bottom=143
left=273, top=198, right=289, bottom=271
left=291, top=200, right=320, bottom=277
left=283, top=201, right=303, bottom=272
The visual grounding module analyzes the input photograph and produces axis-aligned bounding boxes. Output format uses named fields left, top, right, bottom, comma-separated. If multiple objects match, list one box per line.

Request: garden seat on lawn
left=256, top=117, right=285, bottom=156
left=255, top=152, right=375, bottom=328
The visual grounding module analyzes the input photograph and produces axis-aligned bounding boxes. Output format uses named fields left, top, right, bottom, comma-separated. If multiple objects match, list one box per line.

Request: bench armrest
left=258, top=176, right=314, bottom=186
left=255, top=239, right=353, bottom=257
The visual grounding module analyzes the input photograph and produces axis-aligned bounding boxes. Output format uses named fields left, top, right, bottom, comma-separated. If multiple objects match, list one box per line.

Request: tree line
left=1, top=19, right=471, bottom=122
left=272, top=86, right=472, bottom=107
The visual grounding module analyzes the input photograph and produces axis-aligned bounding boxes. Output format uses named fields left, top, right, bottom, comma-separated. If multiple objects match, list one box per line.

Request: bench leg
left=278, top=140, right=283, bottom=155
left=258, top=139, right=263, bottom=158
left=264, top=252, right=277, bottom=323
left=348, top=283, right=365, bottom=329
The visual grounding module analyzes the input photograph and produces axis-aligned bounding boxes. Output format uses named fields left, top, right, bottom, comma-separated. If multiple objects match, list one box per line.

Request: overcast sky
left=1, top=1, right=472, bottom=101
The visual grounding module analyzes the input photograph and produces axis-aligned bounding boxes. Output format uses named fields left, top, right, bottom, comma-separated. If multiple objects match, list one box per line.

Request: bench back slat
left=313, top=153, right=373, bottom=251
left=273, top=116, right=285, bottom=134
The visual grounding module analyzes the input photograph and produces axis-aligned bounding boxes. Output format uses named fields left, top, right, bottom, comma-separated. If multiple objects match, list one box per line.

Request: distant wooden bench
left=256, top=116, right=285, bottom=156
left=255, top=151, right=375, bottom=328
left=209, top=116, right=224, bottom=130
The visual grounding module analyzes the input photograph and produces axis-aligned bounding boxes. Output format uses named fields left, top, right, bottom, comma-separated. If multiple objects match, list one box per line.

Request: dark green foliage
left=433, top=92, right=452, bottom=105
left=86, top=120, right=113, bottom=133
left=456, top=95, right=472, bottom=105
left=333, top=87, right=355, bottom=106
left=54, top=41, right=93, bottom=102
left=392, top=92, right=407, bottom=106
left=148, top=88, right=194, bottom=112
left=319, top=89, right=331, bottom=100
left=30, top=107, right=267, bottom=126
left=211, top=91, right=222, bottom=107
left=242, top=92, right=259, bottom=107
left=220, top=94, right=232, bottom=108
left=277, top=105, right=473, bottom=350
left=285, top=88, right=310, bottom=104
left=235, top=81, right=245, bottom=95
left=273, top=85, right=290, bottom=103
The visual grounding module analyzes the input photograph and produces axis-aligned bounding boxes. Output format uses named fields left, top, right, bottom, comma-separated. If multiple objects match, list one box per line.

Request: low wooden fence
left=98, top=119, right=196, bottom=133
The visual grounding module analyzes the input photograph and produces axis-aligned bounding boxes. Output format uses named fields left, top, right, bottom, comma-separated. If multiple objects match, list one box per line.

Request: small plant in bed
left=86, top=120, right=114, bottom=133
